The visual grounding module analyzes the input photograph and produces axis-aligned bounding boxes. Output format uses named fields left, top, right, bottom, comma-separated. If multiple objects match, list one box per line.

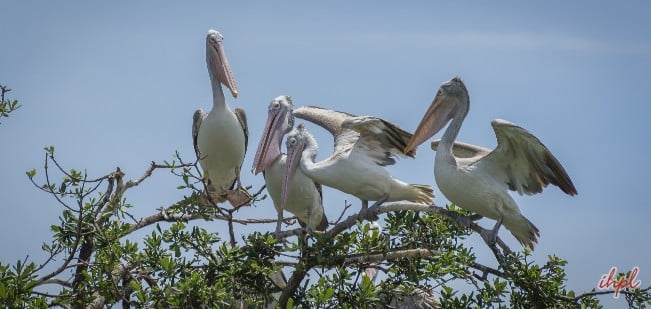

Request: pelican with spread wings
left=404, top=77, right=577, bottom=249
left=282, top=107, right=433, bottom=211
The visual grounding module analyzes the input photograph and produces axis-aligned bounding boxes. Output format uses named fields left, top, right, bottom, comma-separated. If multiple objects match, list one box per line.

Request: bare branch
left=470, top=262, right=505, bottom=279
left=37, top=278, right=73, bottom=288
left=558, top=285, right=651, bottom=304
left=279, top=264, right=309, bottom=308
left=339, top=248, right=439, bottom=266
left=332, top=200, right=353, bottom=225
left=0, top=85, right=10, bottom=102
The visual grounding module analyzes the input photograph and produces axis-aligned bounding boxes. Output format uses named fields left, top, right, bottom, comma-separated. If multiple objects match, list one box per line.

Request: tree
left=0, top=85, right=21, bottom=125
left=0, top=93, right=649, bottom=308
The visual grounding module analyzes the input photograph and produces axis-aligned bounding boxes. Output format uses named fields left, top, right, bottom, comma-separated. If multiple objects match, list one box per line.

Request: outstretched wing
left=342, top=116, right=415, bottom=166
left=293, top=105, right=357, bottom=147
left=474, top=119, right=577, bottom=196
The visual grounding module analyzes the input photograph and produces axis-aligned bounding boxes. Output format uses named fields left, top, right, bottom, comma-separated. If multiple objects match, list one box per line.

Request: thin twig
left=333, top=200, right=353, bottom=225
left=337, top=248, right=439, bottom=266
left=558, top=285, right=651, bottom=303
left=125, top=203, right=282, bottom=235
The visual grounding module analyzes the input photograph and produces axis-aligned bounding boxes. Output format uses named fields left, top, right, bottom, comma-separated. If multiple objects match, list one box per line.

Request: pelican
left=282, top=107, right=433, bottom=211
left=192, top=29, right=249, bottom=206
left=252, top=96, right=328, bottom=233
left=404, top=77, right=577, bottom=249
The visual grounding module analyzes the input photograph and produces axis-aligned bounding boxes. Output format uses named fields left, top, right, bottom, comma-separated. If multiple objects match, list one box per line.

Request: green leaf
left=43, top=146, right=55, bottom=155
left=25, top=169, right=36, bottom=178
left=129, top=280, right=142, bottom=291
left=285, top=297, right=294, bottom=309
left=324, top=287, right=335, bottom=300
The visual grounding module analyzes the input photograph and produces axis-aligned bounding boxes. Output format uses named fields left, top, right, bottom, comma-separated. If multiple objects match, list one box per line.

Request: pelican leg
left=305, top=209, right=314, bottom=234
left=479, top=216, right=504, bottom=246
left=361, top=195, right=388, bottom=221
left=274, top=208, right=283, bottom=238
left=225, top=166, right=251, bottom=208
left=371, top=194, right=390, bottom=208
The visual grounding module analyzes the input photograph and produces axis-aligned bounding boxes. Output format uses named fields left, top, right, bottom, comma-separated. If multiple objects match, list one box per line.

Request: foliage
left=0, top=85, right=21, bottom=124
left=1, top=147, right=650, bottom=308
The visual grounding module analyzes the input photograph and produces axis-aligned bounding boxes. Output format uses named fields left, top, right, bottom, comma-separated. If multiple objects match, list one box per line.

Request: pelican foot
left=371, top=195, right=389, bottom=208
left=479, top=217, right=503, bottom=246
left=225, top=166, right=252, bottom=208
left=225, top=189, right=251, bottom=208
left=203, top=183, right=227, bottom=205
left=452, top=213, right=483, bottom=227
left=468, top=214, right=484, bottom=221
left=360, top=196, right=387, bottom=221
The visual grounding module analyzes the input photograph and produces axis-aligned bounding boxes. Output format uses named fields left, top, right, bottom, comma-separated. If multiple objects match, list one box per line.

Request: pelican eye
left=288, top=138, right=297, bottom=145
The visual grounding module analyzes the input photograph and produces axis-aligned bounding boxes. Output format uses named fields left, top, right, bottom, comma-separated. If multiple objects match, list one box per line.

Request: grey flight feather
left=234, top=107, right=248, bottom=154
left=192, top=108, right=206, bottom=159
left=341, top=116, right=417, bottom=159
left=293, top=105, right=356, bottom=146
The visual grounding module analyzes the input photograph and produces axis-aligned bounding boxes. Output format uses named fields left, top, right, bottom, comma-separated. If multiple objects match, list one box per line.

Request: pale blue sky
left=1, top=1, right=649, bottom=306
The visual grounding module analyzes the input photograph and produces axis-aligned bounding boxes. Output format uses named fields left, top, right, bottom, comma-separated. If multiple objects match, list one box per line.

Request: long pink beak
left=207, top=30, right=238, bottom=98
left=281, top=140, right=304, bottom=207
left=252, top=109, right=284, bottom=175
left=404, top=92, right=457, bottom=154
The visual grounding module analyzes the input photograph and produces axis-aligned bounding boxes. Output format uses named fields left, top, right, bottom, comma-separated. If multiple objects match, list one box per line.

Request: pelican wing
left=234, top=107, right=248, bottom=154
left=192, top=109, right=206, bottom=159
left=293, top=106, right=357, bottom=147
left=342, top=116, right=415, bottom=166
left=431, top=139, right=491, bottom=159
left=475, top=119, right=577, bottom=196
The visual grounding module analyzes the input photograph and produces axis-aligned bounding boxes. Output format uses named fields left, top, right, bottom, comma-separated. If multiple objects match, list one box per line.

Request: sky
left=1, top=1, right=649, bottom=306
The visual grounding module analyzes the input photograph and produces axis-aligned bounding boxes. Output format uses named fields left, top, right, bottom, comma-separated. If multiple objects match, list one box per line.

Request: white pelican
left=404, top=77, right=577, bottom=249
left=192, top=29, right=249, bottom=206
left=282, top=107, right=433, bottom=210
left=252, top=96, right=328, bottom=233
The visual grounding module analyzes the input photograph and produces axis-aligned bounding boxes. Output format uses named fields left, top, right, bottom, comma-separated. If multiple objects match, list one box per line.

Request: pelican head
left=281, top=124, right=317, bottom=206
left=404, top=76, right=469, bottom=154
left=206, top=29, right=238, bottom=98
left=252, top=95, right=295, bottom=174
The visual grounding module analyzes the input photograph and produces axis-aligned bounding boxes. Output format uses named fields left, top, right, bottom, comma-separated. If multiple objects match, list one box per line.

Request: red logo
left=598, top=266, right=642, bottom=298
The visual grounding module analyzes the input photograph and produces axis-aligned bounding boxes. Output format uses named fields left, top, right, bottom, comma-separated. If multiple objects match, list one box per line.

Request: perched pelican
left=282, top=107, right=433, bottom=210
left=404, top=77, right=577, bottom=249
left=192, top=29, right=249, bottom=206
left=252, top=96, right=328, bottom=233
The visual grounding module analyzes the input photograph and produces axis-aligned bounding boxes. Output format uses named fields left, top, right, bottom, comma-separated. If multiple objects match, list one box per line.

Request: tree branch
left=558, top=285, right=651, bottom=304
left=337, top=248, right=439, bottom=266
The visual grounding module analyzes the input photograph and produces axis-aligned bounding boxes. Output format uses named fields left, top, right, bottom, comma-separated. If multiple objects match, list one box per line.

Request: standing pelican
left=252, top=96, right=328, bottom=233
left=282, top=107, right=433, bottom=210
left=404, top=77, right=577, bottom=249
left=192, top=29, right=249, bottom=206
